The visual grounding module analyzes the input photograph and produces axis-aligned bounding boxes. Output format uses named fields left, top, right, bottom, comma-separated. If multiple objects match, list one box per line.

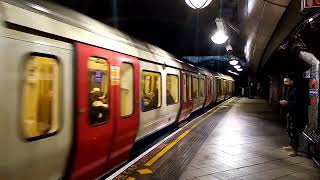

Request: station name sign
left=302, top=0, right=320, bottom=11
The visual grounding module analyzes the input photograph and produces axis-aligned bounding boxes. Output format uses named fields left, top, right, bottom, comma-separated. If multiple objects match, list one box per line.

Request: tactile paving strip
left=146, top=105, right=233, bottom=180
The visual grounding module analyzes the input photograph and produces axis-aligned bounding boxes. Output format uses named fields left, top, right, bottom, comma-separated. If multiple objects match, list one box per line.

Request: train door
left=106, top=50, right=140, bottom=170
left=186, top=73, right=194, bottom=117
left=70, top=43, right=139, bottom=180
left=178, top=72, right=187, bottom=122
left=204, top=76, right=212, bottom=106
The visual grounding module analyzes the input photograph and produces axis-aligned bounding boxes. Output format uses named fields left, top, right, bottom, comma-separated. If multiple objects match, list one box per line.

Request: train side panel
left=191, top=74, right=206, bottom=112
left=0, top=28, right=73, bottom=180
left=136, top=61, right=180, bottom=140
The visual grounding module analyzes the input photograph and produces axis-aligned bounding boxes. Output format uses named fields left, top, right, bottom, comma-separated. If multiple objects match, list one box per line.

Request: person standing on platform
left=280, top=75, right=305, bottom=157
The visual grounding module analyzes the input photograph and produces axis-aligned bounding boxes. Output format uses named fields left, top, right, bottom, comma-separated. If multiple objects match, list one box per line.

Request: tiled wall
left=307, top=61, right=319, bottom=130
left=300, top=51, right=319, bottom=131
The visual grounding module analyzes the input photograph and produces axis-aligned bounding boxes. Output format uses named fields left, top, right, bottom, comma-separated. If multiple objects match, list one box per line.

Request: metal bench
left=303, top=129, right=320, bottom=166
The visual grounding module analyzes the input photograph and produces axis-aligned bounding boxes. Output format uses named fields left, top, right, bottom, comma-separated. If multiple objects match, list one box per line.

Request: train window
left=120, top=63, right=133, bottom=117
left=22, top=55, right=60, bottom=140
left=142, top=70, right=161, bottom=111
left=199, top=78, right=204, bottom=97
left=166, top=74, right=179, bottom=105
left=183, top=74, right=187, bottom=102
left=88, top=57, right=109, bottom=125
left=188, top=75, right=192, bottom=100
left=144, top=75, right=151, bottom=93
left=192, top=77, right=199, bottom=99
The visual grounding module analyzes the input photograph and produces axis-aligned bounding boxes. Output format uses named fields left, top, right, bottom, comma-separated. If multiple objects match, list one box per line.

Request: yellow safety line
left=144, top=98, right=234, bottom=167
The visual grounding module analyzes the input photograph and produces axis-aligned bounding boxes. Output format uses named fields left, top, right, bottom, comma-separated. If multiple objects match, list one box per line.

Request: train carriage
left=0, top=1, right=235, bottom=180
left=177, top=62, right=198, bottom=123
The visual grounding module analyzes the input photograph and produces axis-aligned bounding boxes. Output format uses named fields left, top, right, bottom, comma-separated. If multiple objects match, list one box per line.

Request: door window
left=188, top=75, right=192, bottom=100
left=166, top=74, right=179, bottom=105
left=120, top=63, right=133, bottom=117
left=183, top=74, right=187, bottom=102
left=88, top=57, right=109, bottom=125
left=22, top=55, right=60, bottom=140
left=192, top=77, right=199, bottom=99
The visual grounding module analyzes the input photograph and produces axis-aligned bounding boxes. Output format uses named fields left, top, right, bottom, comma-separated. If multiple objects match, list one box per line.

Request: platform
left=107, top=98, right=320, bottom=180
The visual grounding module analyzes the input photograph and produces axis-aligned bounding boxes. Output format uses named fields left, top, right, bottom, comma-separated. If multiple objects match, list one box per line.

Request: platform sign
left=310, top=89, right=318, bottom=95
left=302, top=0, right=320, bottom=11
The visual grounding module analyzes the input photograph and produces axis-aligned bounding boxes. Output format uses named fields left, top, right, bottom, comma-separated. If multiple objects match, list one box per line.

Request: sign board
left=111, top=66, right=120, bottom=85
left=309, top=79, right=319, bottom=107
left=302, top=0, right=320, bottom=11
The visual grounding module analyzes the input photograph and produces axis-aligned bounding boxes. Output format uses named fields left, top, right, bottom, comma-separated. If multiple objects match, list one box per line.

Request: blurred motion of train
left=0, top=0, right=235, bottom=179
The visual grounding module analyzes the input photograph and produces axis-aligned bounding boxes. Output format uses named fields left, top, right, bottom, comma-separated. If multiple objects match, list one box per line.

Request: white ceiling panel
left=238, top=0, right=290, bottom=71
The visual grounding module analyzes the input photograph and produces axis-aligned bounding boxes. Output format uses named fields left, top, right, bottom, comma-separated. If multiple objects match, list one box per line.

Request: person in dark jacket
left=280, top=75, right=305, bottom=156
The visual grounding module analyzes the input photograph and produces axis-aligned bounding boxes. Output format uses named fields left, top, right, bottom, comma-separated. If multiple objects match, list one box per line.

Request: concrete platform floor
left=109, top=98, right=319, bottom=180
left=179, top=98, right=319, bottom=180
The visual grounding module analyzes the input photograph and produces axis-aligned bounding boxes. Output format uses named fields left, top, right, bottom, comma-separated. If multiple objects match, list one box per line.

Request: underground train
left=0, top=0, right=235, bottom=180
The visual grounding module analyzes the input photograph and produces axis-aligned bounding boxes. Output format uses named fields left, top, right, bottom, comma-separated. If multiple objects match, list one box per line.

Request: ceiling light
left=229, top=59, right=238, bottom=65
left=211, top=31, right=228, bottom=44
left=228, top=70, right=239, bottom=75
left=234, top=65, right=241, bottom=69
left=185, top=0, right=212, bottom=9
left=237, top=68, right=243, bottom=71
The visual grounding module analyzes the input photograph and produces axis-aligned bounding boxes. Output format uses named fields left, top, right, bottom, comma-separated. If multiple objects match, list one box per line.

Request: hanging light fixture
left=236, top=68, right=243, bottom=71
left=185, top=0, right=212, bottom=9
left=211, top=18, right=228, bottom=44
left=234, top=65, right=241, bottom=69
left=229, top=59, right=238, bottom=65
left=228, top=57, right=238, bottom=65
left=211, top=31, right=228, bottom=44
